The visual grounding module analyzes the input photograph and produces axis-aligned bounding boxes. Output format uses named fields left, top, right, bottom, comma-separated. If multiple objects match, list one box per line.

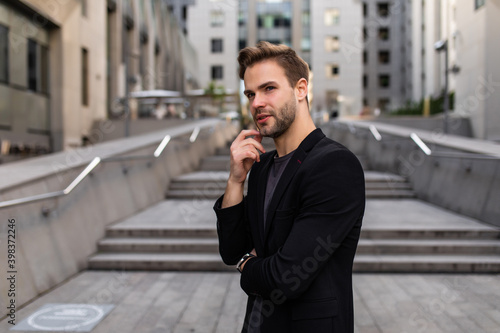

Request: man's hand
left=222, top=130, right=265, bottom=208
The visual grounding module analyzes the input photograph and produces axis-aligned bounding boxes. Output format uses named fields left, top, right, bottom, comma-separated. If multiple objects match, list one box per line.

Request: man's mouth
left=256, top=114, right=271, bottom=124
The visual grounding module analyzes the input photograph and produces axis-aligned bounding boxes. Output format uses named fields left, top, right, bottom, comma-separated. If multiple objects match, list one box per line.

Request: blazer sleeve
left=214, top=196, right=254, bottom=265
left=240, top=149, right=365, bottom=299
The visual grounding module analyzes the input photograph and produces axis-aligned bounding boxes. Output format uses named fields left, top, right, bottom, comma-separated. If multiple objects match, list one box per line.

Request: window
left=378, top=74, right=390, bottom=88
left=377, top=3, right=390, bottom=17
left=26, top=39, right=49, bottom=94
left=182, top=6, right=188, bottom=20
left=325, top=36, right=340, bottom=52
left=28, top=39, right=38, bottom=91
left=363, top=75, right=368, bottom=88
left=363, top=3, right=368, bottom=17
left=325, top=90, right=339, bottom=111
left=238, top=11, right=246, bottom=27
left=326, top=64, right=340, bottom=79
left=82, top=48, right=89, bottom=106
left=40, top=46, right=49, bottom=94
left=302, top=11, right=310, bottom=27
left=378, top=51, right=390, bottom=64
left=475, top=0, right=485, bottom=9
left=211, top=10, right=224, bottom=27
left=81, top=0, right=88, bottom=17
left=363, top=51, right=367, bottom=64
left=211, top=65, right=223, bottom=80
left=301, top=37, right=311, bottom=51
left=239, top=39, right=247, bottom=50
left=0, top=24, right=8, bottom=84
left=324, top=9, right=340, bottom=26
left=378, top=98, right=390, bottom=112
left=378, top=27, right=389, bottom=40
left=211, top=39, right=223, bottom=53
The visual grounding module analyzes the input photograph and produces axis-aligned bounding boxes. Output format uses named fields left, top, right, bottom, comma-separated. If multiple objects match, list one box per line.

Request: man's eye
left=246, top=93, right=255, bottom=100
left=265, top=86, right=275, bottom=92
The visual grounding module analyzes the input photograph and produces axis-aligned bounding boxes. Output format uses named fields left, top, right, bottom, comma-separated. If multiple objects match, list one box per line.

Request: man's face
left=243, top=60, right=297, bottom=138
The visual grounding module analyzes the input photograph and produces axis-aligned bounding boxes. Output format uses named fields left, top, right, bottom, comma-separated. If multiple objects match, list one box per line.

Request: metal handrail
left=343, top=121, right=500, bottom=161
left=0, top=157, right=101, bottom=209
left=0, top=129, right=186, bottom=209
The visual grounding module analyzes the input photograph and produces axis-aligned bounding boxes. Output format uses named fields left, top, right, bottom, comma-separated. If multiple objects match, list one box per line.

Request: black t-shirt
left=263, top=151, right=294, bottom=227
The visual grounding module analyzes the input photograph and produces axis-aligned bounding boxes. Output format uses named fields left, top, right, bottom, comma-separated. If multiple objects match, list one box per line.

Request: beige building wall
left=0, top=0, right=199, bottom=158
left=0, top=0, right=107, bottom=151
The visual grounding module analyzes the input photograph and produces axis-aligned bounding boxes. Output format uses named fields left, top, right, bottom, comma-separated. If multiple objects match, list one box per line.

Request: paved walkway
left=2, top=271, right=499, bottom=332
left=3, top=195, right=500, bottom=332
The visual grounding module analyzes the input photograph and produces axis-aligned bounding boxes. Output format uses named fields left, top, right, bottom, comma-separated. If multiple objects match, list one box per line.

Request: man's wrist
left=236, top=253, right=255, bottom=273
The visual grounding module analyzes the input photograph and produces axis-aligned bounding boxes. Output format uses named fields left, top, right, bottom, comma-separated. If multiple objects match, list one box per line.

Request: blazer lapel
left=263, top=128, right=325, bottom=242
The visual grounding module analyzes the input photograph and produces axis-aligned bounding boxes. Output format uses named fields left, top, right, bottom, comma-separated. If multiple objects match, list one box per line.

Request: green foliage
left=389, top=91, right=455, bottom=116
left=205, top=81, right=226, bottom=102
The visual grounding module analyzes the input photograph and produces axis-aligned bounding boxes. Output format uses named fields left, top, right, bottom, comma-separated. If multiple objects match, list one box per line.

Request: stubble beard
left=255, top=98, right=297, bottom=139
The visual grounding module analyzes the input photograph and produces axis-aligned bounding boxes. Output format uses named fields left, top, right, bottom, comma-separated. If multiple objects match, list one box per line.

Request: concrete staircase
left=89, top=145, right=500, bottom=273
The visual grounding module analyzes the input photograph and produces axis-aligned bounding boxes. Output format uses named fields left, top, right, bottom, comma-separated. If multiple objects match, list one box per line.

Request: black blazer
left=214, top=128, right=365, bottom=333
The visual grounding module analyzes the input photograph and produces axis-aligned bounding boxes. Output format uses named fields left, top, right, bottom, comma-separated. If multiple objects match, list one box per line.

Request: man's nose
left=251, top=93, right=266, bottom=109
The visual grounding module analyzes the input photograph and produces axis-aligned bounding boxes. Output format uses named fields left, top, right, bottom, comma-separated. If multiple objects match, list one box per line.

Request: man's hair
left=238, top=41, right=309, bottom=89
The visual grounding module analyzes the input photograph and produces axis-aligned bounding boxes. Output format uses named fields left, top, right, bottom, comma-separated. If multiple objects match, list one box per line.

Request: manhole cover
left=11, top=304, right=114, bottom=332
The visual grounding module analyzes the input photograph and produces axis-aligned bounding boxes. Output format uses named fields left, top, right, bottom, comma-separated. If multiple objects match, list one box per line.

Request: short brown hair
left=238, top=41, right=309, bottom=89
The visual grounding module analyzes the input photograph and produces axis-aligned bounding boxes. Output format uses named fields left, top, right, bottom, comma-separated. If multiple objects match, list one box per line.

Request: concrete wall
left=371, top=115, right=473, bottom=138
left=0, top=119, right=237, bottom=318
left=322, top=120, right=500, bottom=229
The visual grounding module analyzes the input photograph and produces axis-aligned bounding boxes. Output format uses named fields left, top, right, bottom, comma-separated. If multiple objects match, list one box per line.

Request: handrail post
left=369, top=125, right=382, bottom=141
left=154, top=135, right=171, bottom=158
left=410, top=133, right=432, bottom=156
left=190, top=127, right=200, bottom=143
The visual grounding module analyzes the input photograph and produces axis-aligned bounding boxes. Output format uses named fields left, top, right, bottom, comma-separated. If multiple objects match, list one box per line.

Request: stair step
left=357, top=239, right=500, bottom=254
left=105, top=226, right=217, bottom=238
left=166, top=189, right=416, bottom=200
left=353, top=254, right=500, bottom=273
left=360, top=228, right=500, bottom=239
left=167, top=182, right=407, bottom=191
left=88, top=253, right=500, bottom=273
left=364, top=189, right=416, bottom=199
left=98, top=237, right=219, bottom=253
left=88, top=253, right=232, bottom=271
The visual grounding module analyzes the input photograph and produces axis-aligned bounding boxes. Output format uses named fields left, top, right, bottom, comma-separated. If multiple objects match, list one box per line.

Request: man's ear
left=295, top=78, right=308, bottom=102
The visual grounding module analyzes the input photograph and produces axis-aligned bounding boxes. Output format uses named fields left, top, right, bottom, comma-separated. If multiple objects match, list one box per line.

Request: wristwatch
left=236, top=253, right=255, bottom=273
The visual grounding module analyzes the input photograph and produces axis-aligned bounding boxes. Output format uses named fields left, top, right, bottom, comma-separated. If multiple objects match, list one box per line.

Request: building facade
left=447, top=0, right=500, bottom=140
left=311, top=0, right=363, bottom=117
left=187, top=0, right=238, bottom=93
left=0, top=0, right=198, bottom=163
left=362, top=0, right=412, bottom=112
left=236, top=0, right=363, bottom=118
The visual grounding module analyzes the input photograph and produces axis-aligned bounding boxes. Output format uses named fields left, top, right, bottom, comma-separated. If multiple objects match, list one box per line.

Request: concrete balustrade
left=321, top=120, right=500, bottom=229
left=0, top=119, right=237, bottom=316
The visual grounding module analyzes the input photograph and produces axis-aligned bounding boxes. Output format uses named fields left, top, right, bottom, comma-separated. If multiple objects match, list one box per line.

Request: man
left=213, top=41, right=365, bottom=332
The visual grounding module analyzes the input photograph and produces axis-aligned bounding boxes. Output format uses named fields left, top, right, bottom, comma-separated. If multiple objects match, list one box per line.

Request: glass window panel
left=28, top=39, right=37, bottom=91
left=0, top=24, right=8, bottom=83
left=325, top=36, right=340, bottom=52
left=211, top=10, right=224, bottom=27
left=324, top=9, right=340, bottom=26
left=211, top=65, right=223, bottom=80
